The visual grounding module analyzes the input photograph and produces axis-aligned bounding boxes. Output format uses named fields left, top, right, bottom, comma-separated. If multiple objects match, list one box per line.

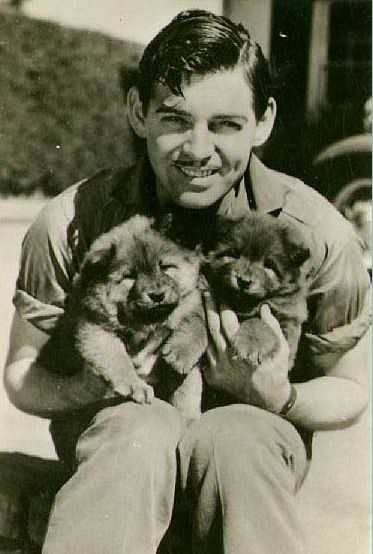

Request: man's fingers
left=203, top=291, right=220, bottom=333
left=260, top=304, right=289, bottom=352
left=220, top=305, right=239, bottom=343
left=203, top=292, right=226, bottom=351
left=206, top=344, right=217, bottom=368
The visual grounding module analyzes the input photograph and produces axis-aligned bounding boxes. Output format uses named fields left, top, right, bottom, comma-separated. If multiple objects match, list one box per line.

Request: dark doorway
left=270, top=0, right=312, bottom=123
left=264, top=1, right=313, bottom=180
left=327, top=1, right=372, bottom=108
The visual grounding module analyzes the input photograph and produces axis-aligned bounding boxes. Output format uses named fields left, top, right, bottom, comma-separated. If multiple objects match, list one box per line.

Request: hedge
left=0, top=10, right=143, bottom=196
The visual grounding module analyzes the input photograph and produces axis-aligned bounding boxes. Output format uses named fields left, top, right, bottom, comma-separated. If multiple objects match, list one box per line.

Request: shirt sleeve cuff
left=304, top=296, right=371, bottom=367
left=13, top=289, right=64, bottom=334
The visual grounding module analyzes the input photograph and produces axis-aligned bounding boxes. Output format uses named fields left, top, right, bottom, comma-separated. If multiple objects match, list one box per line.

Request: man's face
left=137, top=67, right=269, bottom=209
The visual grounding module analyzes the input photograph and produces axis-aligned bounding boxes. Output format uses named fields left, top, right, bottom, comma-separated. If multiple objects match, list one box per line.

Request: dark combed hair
left=137, top=10, right=273, bottom=120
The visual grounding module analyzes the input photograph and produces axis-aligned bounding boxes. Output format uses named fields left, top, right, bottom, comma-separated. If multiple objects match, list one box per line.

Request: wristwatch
left=278, top=385, right=297, bottom=417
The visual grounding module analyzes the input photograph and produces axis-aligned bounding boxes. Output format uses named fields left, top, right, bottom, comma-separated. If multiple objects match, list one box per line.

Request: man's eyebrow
left=212, top=114, right=248, bottom=122
left=155, top=105, right=189, bottom=115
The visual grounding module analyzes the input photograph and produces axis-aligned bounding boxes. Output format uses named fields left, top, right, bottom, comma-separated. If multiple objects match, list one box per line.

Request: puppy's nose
left=237, top=275, right=252, bottom=290
left=148, top=291, right=165, bottom=303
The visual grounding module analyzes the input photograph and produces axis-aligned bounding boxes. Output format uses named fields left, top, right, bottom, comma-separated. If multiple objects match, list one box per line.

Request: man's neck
left=155, top=175, right=251, bottom=216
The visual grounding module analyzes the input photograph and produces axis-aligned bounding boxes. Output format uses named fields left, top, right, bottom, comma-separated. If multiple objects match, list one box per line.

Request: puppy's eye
left=160, top=261, right=178, bottom=271
left=215, top=250, right=239, bottom=262
left=122, top=271, right=136, bottom=280
left=264, top=259, right=279, bottom=275
left=111, top=272, right=135, bottom=285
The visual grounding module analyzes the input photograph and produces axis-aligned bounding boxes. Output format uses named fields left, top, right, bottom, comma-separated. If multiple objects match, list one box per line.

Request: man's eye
left=210, top=120, right=243, bottom=133
left=162, top=116, right=182, bottom=123
left=161, top=116, right=189, bottom=128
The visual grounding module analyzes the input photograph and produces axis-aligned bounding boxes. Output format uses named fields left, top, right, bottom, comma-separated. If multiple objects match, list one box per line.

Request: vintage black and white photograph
left=0, top=1, right=371, bottom=553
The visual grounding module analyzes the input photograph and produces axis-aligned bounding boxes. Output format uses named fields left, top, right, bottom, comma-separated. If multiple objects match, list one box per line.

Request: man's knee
left=76, top=399, right=183, bottom=465
left=179, top=404, right=306, bottom=481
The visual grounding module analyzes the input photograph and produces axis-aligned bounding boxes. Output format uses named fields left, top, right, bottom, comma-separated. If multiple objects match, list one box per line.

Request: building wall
left=224, top=0, right=273, bottom=57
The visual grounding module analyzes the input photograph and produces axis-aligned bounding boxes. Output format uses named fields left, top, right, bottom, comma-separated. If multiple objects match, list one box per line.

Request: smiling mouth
left=175, top=165, right=219, bottom=178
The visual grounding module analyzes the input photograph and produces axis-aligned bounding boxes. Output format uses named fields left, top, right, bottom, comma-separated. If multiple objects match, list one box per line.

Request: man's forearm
left=4, top=358, right=110, bottom=419
left=285, top=333, right=370, bottom=431
left=284, top=376, right=368, bottom=431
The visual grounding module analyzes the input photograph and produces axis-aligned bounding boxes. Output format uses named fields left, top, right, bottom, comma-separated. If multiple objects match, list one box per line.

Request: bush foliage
left=0, top=11, right=143, bottom=196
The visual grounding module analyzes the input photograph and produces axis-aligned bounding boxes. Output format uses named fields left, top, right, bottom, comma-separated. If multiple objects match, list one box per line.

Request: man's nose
left=182, top=124, right=215, bottom=161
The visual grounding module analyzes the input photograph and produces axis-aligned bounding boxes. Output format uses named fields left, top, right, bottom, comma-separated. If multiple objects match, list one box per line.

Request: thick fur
left=38, top=215, right=208, bottom=420
left=203, top=213, right=310, bottom=373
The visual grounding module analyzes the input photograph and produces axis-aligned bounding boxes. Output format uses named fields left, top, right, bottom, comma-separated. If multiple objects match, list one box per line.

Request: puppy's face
left=80, top=216, right=200, bottom=326
left=114, top=235, right=199, bottom=323
left=204, top=214, right=310, bottom=313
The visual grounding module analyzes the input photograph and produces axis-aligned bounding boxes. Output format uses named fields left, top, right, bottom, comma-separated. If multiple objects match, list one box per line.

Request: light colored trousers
left=43, top=400, right=308, bottom=554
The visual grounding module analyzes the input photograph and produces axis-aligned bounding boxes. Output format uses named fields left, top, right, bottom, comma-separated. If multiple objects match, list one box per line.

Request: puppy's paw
left=131, top=382, right=154, bottom=404
left=114, top=378, right=154, bottom=404
left=162, top=338, right=201, bottom=375
left=230, top=319, right=279, bottom=367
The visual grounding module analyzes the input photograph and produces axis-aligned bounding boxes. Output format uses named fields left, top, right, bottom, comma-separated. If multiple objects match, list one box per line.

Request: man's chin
left=174, top=192, right=220, bottom=209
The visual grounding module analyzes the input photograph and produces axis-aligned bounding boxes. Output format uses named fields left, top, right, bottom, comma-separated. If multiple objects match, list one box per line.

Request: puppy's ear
left=200, top=247, right=215, bottom=279
left=194, top=243, right=204, bottom=257
left=80, top=242, right=117, bottom=283
left=283, top=226, right=310, bottom=268
left=289, top=243, right=310, bottom=268
left=198, top=273, right=209, bottom=293
left=154, top=213, right=174, bottom=235
left=154, top=212, right=196, bottom=249
left=200, top=215, right=234, bottom=254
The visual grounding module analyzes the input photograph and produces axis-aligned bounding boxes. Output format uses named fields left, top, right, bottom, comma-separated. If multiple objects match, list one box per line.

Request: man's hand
left=203, top=292, right=292, bottom=412
left=249, top=304, right=292, bottom=412
left=203, top=293, right=247, bottom=400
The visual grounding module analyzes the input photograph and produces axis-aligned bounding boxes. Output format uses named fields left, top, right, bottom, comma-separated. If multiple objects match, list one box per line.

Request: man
left=4, top=10, right=370, bottom=554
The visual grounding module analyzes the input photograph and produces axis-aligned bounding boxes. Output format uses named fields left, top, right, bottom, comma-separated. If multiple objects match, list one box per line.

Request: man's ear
left=127, top=86, right=147, bottom=139
left=252, top=97, right=277, bottom=147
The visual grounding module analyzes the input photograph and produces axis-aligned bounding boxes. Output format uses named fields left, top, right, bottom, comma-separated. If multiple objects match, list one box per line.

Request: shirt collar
left=248, top=154, right=287, bottom=214
left=249, top=154, right=321, bottom=226
left=215, top=154, right=288, bottom=218
left=112, top=155, right=160, bottom=213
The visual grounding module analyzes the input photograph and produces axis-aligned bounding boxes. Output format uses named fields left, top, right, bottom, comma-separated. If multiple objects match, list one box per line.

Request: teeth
left=177, top=166, right=216, bottom=178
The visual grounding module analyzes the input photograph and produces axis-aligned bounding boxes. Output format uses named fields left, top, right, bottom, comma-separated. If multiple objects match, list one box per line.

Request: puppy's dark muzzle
left=147, top=291, right=165, bottom=303
left=117, top=293, right=179, bottom=324
left=236, top=275, right=253, bottom=291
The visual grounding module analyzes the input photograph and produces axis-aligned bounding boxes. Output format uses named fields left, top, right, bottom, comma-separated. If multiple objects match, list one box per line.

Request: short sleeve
left=13, top=189, right=78, bottom=334
left=303, top=228, right=371, bottom=370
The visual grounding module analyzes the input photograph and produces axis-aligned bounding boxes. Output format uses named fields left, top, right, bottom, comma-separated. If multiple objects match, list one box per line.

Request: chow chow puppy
left=37, top=215, right=208, bottom=420
left=202, top=213, right=310, bottom=372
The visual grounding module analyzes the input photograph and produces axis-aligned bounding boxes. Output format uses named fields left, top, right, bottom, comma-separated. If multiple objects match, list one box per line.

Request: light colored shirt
left=14, top=155, right=371, bottom=377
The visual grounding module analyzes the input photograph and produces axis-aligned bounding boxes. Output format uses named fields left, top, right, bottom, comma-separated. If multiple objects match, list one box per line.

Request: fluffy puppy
left=38, top=215, right=208, bottom=420
left=202, top=213, right=310, bottom=372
